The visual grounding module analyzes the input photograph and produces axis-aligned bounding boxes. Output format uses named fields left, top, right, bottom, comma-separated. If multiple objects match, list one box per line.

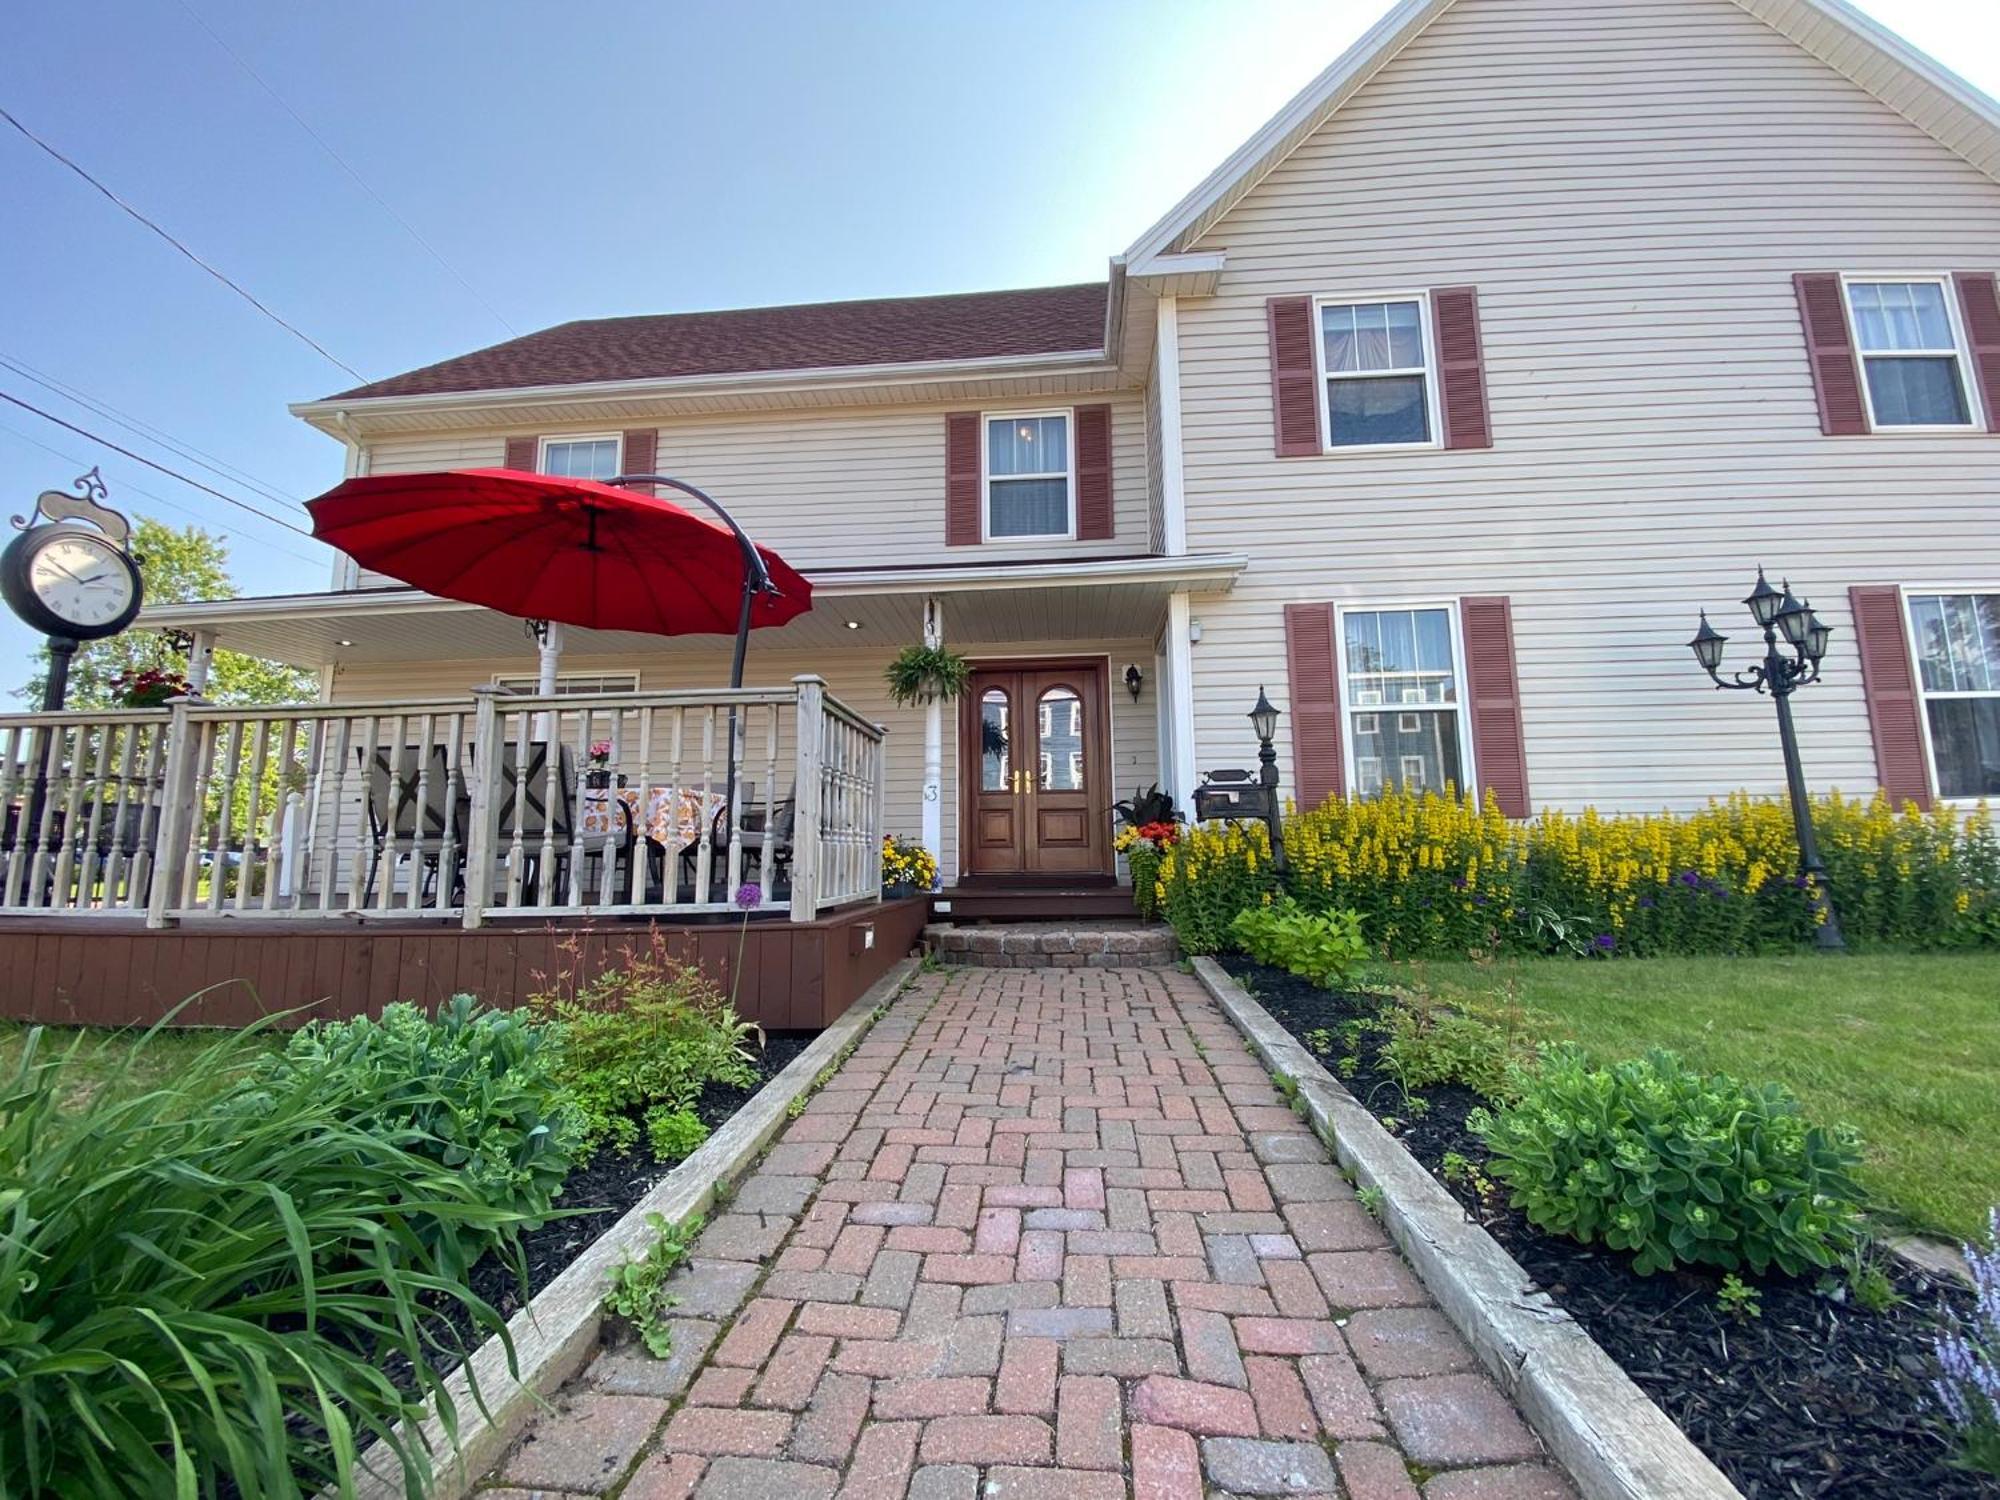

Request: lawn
left=1395, top=952, right=2000, bottom=1243
left=0, top=1022, right=274, bottom=1108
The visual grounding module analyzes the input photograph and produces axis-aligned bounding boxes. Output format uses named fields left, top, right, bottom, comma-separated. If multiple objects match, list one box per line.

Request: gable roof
left=1123, top=0, right=2000, bottom=267
left=324, top=282, right=1109, bottom=402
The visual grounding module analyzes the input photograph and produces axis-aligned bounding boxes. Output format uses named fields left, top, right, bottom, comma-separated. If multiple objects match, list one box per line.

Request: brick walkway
left=483, top=967, right=1576, bottom=1500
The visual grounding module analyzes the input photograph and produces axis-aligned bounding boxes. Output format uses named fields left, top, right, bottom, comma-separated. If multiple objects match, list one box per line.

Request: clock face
left=28, top=532, right=137, bottom=631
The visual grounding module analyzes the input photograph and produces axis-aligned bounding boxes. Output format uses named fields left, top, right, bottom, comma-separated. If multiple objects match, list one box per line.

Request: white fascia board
left=290, top=348, right=1118, bottom=431
left=1126, top=251, right=1228, bottom=298
left=140, top=555, right=1251, bottom=632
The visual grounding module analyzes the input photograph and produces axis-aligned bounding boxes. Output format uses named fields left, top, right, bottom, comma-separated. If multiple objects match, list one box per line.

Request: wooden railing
left=0, top=677, right=886, bottom=927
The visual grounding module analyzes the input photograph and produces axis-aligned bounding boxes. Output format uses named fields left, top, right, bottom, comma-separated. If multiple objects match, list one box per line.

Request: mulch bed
left=1220, top=956, right=1986, bottom=1500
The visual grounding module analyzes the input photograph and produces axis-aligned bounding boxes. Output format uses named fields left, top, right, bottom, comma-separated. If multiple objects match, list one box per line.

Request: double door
left=962, top=662, right=1110, bottom=877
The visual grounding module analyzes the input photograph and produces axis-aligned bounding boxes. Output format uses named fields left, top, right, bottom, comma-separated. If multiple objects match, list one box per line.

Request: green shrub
left=645, top=1107, right=710, bottom=1162
left=532, top=933, right=762, bottom=1154
left=264, top=994, right=579, bottom=1273
left=1230, top=897, right=1367, bottom=989
left=1154, top=820, right=1278, bottom=954
left=1469, top=1045, right=1866, bottom=1277
left=606, top=1212, right=704, bottom=1358
left=1375, top=995, right=1527, bottom=1101
left=0, top=1022, right=529, bottom=1497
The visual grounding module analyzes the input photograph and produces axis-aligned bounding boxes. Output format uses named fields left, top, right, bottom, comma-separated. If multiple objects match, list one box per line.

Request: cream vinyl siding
left=348, top=393, right=1148, bottom=589
left=1144, top=362, right=1167, bottom=553
left=1174, top=0, right=2000, bottom=812
left=328, top=638, right=1158, bottom=882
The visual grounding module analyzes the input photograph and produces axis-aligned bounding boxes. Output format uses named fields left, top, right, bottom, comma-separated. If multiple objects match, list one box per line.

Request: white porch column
left=185, top=628, right=217, bottom=694
left=533, top=620, right=565, bottom=739
left=1166, top=592, right=1198, bottom=804
left=921, top=595, right=944, bottom=864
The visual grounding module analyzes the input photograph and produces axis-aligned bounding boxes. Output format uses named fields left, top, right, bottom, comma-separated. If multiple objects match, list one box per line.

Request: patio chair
left=683, top=788, right=795, bottom=903
left=362, top=744, right=470, bottom=904
left=492, top=742, right=580, bottom=902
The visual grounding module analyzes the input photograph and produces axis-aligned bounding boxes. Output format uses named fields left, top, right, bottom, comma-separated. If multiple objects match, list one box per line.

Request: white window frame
left=537, top=431, right=625, bottom=480
left=1333, top=598, right=1477, bottom=802
left=1901, top=583, right=2000, bottom=806
left=1839, top=275, right=1983, bottom=433
left=1312, top=292, right=1443, bottom=454
left=492, top=670, right=641, bottom=696
left=981, top=408, right=1077, bottom=542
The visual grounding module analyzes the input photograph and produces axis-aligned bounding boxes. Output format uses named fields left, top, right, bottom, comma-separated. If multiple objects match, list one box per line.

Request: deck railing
left=0, top=676, right=885, bottom=927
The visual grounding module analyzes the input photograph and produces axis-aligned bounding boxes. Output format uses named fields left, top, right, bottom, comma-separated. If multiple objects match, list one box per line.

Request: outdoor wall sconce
left=1687, top=566, right=1843, bottom=951
left=1124, top=663, right=1144, bottom=701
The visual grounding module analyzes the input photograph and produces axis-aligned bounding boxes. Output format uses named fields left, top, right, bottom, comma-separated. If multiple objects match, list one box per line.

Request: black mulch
left=1219, top=956, right=1989, bottom=1500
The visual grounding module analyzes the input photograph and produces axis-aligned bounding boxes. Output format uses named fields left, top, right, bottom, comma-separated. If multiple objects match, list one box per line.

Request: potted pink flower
left=585, top=739, right=614, bottom=789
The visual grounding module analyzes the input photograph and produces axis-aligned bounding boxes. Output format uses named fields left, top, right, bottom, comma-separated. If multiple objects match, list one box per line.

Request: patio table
left=578, top=784, right=727, bottom=851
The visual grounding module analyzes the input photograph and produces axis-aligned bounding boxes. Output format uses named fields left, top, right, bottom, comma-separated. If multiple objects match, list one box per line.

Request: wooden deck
left=0, top=898, right=926, bottom=1033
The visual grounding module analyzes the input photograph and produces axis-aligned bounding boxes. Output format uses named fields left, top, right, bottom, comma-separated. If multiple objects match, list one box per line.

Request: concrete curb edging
left=1190, top=956, right=1744, bottom=1500
left=351, top=956, right=921, bottom=1500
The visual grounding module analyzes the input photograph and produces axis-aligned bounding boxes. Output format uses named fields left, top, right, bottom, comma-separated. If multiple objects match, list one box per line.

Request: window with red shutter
left=1074, top=404, right=1113, bottom=540
left=1267, top=297, right=1320, bottom=456
left=1794, top=274, right=1868, bottom=435
left=619, top=429, right=658, bottom=493
left=944, top=412, right=981, bottom=546
left=1284, top=603, right=1344, bottom=807
left=1459, top=595, right=1531, bottom=817
left=1849, top=585, right=1933, bottom=809
left=502, top=435, right=539, bottom=472
left=1952, top=272, right=2000, bottom=431
left=1431, top=287, right=1492, bottom=450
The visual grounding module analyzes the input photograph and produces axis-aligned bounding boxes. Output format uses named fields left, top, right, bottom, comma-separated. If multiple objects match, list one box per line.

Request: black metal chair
left=362, top=744, right=469, bottom=905
left=681, top=789, right=795, bottom=902
left=491, top=742, right=579, bottom=902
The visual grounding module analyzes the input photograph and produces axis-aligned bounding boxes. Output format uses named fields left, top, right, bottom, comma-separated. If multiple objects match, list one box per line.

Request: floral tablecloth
left=578, top=785, right=726, bottom=851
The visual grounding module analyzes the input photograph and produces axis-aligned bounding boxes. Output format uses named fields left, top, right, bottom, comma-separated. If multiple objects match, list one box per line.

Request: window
left=493, top=672, right=640, bottom=696
left=1846, top=281, right=1975, bottom=428
left=1339, top=603, right=1468, bottom=799
left=985, top=412, right=1071, bottom=538
left=540, top=435, right=622, bottom=480
left=1318, top=297, right=1435, bottom=448
left=1906, top=592, right=2000, bottom=799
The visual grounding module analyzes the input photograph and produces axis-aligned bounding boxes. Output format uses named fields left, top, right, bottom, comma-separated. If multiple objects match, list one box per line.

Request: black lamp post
left=1250, top=686, right=1286, bottom=872
left=1687, top=566, right=1844, bottom=951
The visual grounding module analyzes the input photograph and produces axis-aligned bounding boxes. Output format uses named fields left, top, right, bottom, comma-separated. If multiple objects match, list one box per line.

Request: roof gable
left=1123, top=0, right=2000, bottom=266
left=324, top=282, right=1109, bottom=402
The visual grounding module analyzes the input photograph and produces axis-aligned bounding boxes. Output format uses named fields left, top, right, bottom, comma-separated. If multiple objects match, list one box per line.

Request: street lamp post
left=1249, top=686, right=1287, bottom=873
left=1687, top=567, right=1845, bottom=952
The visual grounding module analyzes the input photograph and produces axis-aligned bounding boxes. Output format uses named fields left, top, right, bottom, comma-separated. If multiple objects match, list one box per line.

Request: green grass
left=1391, top=953, right=2000, bottom=1243
left=0, top=1022, right=275, bottom=1109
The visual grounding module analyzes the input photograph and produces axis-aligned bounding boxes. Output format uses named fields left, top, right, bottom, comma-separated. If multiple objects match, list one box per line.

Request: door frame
left=956, top=653, right=1116, bottom=881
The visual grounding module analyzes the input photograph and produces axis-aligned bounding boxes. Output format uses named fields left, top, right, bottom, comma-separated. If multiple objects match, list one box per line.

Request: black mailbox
left=1193, top=770, right=1275, bottom=823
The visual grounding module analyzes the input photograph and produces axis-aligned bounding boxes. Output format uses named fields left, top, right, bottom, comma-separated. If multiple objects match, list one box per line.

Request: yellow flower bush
left=881, top=834, right=937, bottom=894
left=1156, top=788, right=1998, bottom=959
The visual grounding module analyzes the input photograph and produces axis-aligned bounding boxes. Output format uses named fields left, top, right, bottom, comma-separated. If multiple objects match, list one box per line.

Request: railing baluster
left=695, top=706, right=715, bottom=907
left=406, top=713, right=433, bottom=911
left=237, top=718, right=270, bottom=911
left=74, top=722, right=114, bottom=909
left=0, top=725, right=24, bottom=907
left=347, top=715, right=376, bottom=912
left=206, top=719, right=243, bottom=912
left=102, top=720, right=139, bottom=908
left=435, top=711, right=464, bottom=914
left=129, top=720, right=166, bottom=913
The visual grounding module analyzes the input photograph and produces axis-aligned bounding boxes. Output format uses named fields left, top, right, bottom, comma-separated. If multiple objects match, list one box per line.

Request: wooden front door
left=962, top=661, right=1111, bottom=878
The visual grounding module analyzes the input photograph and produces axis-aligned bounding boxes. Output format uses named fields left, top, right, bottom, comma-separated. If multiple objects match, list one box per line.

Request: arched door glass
left=1037, top=686, right=1084, bottom=791
left=980, top=688, right=1011, bottom=791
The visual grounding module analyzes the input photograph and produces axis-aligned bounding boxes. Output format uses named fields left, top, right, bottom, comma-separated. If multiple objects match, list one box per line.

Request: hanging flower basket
left=884, top=644, right=971, bottom=707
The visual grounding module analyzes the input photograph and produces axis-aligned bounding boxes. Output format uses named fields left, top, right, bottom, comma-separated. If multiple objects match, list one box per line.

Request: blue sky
left=1, top=0, right=1995, bottom=678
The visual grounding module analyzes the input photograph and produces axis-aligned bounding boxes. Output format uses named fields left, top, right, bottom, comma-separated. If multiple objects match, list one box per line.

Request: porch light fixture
left=1250, top=686, right=1286, bottom=872
left=844, top=620, right=862, bottom=630
left=1686, top=566, right=1843, bottom=951
left=336, top=638, right=354, bottom=648
left=1123, top=663, right=1144, bottom=701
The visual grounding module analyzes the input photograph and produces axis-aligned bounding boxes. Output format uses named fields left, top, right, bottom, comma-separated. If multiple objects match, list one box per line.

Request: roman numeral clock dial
left=2, top=525, right=146, bottom=642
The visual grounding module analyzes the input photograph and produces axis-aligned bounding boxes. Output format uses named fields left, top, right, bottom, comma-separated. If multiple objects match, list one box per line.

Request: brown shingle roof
left=325, top=282, right=1108, bottom=401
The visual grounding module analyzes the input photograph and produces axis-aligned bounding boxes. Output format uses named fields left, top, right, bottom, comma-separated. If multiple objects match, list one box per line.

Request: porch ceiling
left=142, top=553, right=1247, bottom=669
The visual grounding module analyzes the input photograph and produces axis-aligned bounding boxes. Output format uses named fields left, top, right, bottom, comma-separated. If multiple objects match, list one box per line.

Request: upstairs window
left=1319, top=297, right=1436, bottom=448
left=1906, top=592, right=2000, bottom=800
left=985, top=412, right=1072, bottom=538
left=540, top=434, right=622, bottom=480
left=1846, top=280, right=1974, bottom=428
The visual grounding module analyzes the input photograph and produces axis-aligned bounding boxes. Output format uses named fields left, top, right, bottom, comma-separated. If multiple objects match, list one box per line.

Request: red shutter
left=1848, top=585, right=1933, bottom=810
left=1431, top=286, right=1492, bottom=450
left=1074, top=404, right=1113, bottom=540
left=1268, top=297, right=1321, bottom=457
left=945, top=412, right=981, bottom=546
left=1284, top=602, right=1344, bottom=810
left=1794, top=273, right=1868, bottom=435
left=1952, top=272, right=2000, bottom=431
left=619, top=429, right=658, bottom=493
left=1459, top=596, right=1531, bottom=818
left=503, top=435, right=539, bottom=472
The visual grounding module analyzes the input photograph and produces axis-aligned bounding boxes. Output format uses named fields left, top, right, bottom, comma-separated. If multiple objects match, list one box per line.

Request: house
left=5, top=0, right=1999, bottom=1017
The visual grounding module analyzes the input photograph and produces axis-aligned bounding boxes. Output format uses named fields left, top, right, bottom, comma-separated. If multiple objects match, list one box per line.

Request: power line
left=0, top=389, right=319, bottom=540
left=0, top=351, right=298, bottom=507
left=173, top=0, right=518, bottom=338
left=0, top=102, right=368, bottom=382
left=0, top=416, right=323, bottom=567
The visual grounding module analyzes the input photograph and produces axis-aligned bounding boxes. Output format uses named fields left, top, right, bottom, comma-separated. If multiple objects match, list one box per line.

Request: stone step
left=923, top=920, right=1178, bottom=968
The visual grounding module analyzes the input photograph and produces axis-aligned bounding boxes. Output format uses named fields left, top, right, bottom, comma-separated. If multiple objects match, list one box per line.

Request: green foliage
left=263, top=994, right=579, bottom=1274
left=1358, top=1185, right=1386, bottom=1218
left=532, top=933, right=762, bottom=1155
left=884, top=643, right=972, bottom=706
left=645, top=1107, right=710, bottom=1163
left=1470, top=1046, right=1867, bottom=1277
left=1716, top=1273, right=1762, bottom=1320
left=0, top=1021, right=530, bottom=1497
left=18, top=519, right=315, bottom=709
left=1230, top=898, right=1367, bottom=989
left=1374, top=994, right=1528, bottom=1102
left=606, top=1212, right=703, bottom=1358
left=1112, top=783, right=1178, bottom=828
left=1154, top=820, right=1279, bottom=954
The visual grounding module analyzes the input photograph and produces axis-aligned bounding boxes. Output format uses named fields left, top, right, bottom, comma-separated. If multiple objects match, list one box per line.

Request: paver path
left=484, top=966, right=1577, bottom=1500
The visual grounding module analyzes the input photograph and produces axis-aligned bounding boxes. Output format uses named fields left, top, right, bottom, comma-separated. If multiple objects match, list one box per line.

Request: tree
left=16, top=519, right=315, bottom=708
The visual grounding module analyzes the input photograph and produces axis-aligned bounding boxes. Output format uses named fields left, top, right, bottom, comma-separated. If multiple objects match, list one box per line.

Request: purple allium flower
left=734, top=882, right=763, bottom=911
left=1592, top=933, right=1616, bottom=953
left=1638, top=897, right=1656, bottom=910
left=1678, top=870, right=1701, bottom=888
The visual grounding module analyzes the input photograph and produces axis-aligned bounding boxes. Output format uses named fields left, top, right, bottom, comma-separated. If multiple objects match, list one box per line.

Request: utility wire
left=0, top=417, right=323, bottom=567
left=173, top=0, right=518, bottom=338
left=0, top=389, right=319, bottom=540
left=0, top=351, right=297, bottom=507
left=0, top=102, right=368, bottom=382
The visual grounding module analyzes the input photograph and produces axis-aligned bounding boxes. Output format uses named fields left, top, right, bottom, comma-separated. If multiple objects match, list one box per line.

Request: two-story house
left=150, top=0, right=2000, bottom=903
